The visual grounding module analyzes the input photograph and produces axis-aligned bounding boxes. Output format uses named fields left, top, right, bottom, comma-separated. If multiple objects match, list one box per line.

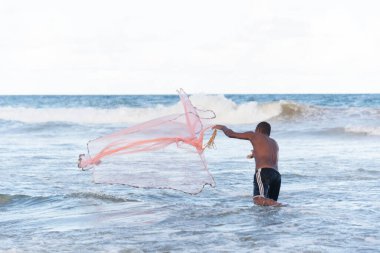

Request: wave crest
left=344, top=126, right=380, bottom=136
left=0, top=193, right=55, bottom=206
left=0, top=95, right=315, bottom=124
left=67, top=192, right=138, bottom=202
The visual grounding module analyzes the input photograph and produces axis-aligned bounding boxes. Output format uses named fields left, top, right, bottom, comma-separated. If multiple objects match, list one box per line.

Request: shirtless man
left=213, top=122, right=282, bottom=206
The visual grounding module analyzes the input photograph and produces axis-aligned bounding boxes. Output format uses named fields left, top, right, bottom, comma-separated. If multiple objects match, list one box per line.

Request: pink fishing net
left=78, top=89, right=216, bottom=194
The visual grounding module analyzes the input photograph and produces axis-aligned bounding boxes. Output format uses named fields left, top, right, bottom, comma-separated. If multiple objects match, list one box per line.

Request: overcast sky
left=0, top=0, right=379, bottom=94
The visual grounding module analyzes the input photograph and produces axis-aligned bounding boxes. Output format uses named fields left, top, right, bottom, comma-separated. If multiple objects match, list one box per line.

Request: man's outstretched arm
left=213, top=125, right=254, bottom=140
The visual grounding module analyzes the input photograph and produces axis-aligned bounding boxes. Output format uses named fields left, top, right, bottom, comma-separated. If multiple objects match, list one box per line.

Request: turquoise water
left=0, top=94, right=379, bottom=252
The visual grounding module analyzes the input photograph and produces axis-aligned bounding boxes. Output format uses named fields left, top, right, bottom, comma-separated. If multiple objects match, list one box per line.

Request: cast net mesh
left=78, top=89, right=216, bottom=194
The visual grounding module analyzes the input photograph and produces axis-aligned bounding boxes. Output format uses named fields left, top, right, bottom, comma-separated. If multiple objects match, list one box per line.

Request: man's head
left=255, top=121, right=271, bottom=136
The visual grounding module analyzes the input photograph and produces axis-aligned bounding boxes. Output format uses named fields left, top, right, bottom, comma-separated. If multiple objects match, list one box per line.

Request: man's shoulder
left=243, top=131, right=256, bottom=138
left=269, top=137, right=278, bottom=142
left=270, top=137, right=279, bottom=149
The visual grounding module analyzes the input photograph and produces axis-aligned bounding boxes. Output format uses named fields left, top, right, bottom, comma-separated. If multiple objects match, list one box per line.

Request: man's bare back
left=248, top=133, right=279, bottom=170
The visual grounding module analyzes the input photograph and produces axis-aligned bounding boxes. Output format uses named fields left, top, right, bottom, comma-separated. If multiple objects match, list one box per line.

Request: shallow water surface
left=1, top=94, right=379, bottom=252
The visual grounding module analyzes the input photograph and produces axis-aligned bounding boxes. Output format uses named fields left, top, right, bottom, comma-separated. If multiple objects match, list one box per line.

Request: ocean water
left=0, top=94, right=379, bottom=252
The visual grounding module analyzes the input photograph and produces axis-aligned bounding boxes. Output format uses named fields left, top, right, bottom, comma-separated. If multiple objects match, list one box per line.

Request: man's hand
left=212, top=125, right=225, bottom=130
left=212, top=125, right=253, bottom=140
left=247, top=149, right=254, bottom=159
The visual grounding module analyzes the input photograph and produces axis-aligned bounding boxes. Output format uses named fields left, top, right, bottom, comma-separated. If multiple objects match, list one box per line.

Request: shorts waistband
left=256, top=167, right=274, bottom=172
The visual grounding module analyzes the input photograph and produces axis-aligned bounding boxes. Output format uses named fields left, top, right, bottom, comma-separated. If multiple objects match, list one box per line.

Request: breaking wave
left=322, top=126, right=380, bottom=136
left=0, top=94, right=313, bottom=124
left=344, top=126, right=380, bottom=136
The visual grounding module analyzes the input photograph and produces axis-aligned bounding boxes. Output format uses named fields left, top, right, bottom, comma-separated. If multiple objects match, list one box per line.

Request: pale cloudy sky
left=0, top=0, right=379, bottom=94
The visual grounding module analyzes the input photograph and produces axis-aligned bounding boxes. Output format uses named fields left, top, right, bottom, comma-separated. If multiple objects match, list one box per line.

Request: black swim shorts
left=253, top=168, right=281, bottom=201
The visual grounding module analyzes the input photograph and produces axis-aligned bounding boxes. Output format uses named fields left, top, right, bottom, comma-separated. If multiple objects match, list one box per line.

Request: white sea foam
left=344, top=126, right=380, bottom=136
left=0, top=94, right=308, bottom=124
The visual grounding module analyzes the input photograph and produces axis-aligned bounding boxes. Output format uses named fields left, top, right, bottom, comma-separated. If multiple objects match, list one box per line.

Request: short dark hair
left=256, top=121, right=271, bottom=136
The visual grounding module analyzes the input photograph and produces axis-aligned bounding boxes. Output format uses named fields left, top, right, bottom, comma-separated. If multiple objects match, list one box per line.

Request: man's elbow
left=224, top=129, right=234, bottom=138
